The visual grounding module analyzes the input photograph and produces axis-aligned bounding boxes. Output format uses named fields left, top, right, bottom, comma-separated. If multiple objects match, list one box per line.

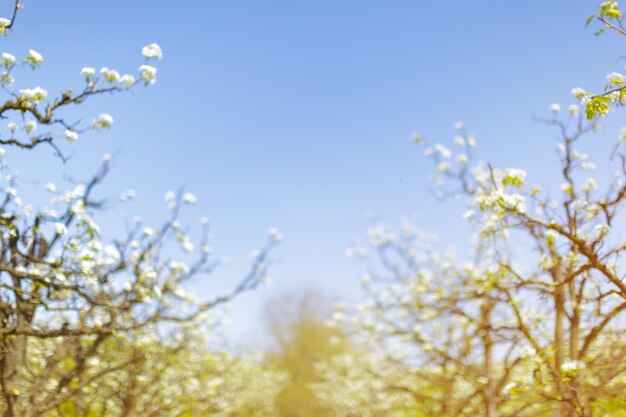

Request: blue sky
left=3, top=1, right=624, bottom=346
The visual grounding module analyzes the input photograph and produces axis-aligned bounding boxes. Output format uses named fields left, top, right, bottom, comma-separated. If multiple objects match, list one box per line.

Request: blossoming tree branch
left=316, top=2, right=626, bottom=417
left=0, top=2, right=282, bottom=417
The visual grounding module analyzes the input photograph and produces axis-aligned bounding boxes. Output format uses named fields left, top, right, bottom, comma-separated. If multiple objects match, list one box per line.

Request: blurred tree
left=264, top=290, right=350, bottom=417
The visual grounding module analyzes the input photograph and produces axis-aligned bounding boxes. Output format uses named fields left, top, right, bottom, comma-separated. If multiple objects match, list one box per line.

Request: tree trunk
left=1, top=334, right=27, bottom=417
left=481, top=301, right=497, bottom=417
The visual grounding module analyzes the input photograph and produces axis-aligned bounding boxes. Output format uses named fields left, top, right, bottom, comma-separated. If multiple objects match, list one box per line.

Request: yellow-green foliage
left=264, top=292, right=351, bottom=417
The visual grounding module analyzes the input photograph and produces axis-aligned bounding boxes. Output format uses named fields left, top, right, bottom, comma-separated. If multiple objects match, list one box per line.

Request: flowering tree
left=583, top=1, right=626, bottom=119
left=412, top=4, right=626, bottom=415
left=313, top=346, right=418, bottom=417
left=40, top=322, right=286, bottom=417
left=319, top=2, right=626, bottom=417
left=0, top=3, right=281, bottom=416
left=324, top=225, right=535, bottom=417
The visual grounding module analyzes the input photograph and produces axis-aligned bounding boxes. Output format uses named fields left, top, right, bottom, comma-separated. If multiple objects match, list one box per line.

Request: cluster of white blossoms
left=92, top=113, right=114, bottom=130
left=65, top=129, right=79, bottom=142
left=316, top=8, right=626, bottom=417
left=606, top=71, right=624, bottom=87
left=25, top=119, right=36, bottom=134
left=18, top=86, right=47, bottom=104
left=80, top=66, right=96, bottom=78
left=20, top=304, right=286, bottom=416
left=577, top=58, right=626, bottom=117
left=1, top=51, right=15, bottom=68
left=551, top=101, right=582, bottom=118
left=0, top=6, right=292, bottom=416
left=82, top=43, right=162, bottom=87
left=421, top=126, right=476, bottom=182
left=571, top=87, right=586, bottom=99
left=367, top=223, right=396, bottom=247
left=325, top=217, right=535, bottom=415
left=142, top=42, right=163, bottom=60
left=139, top=64, right=157, bottom=85
left=183, top=192, right=197, bottom=204
left=313, top=351, right=420, bottom=417
left=25, top=48, right=43, bottom=67
left=0, top=42, right=164, bottom=148
left=326, top=202, right=624, bottom=415
left=15, top=166, right=256, bottom=310
left=502, top=168, right=527, bottom=188
left=100, top=67, right=121, bottom=83
left=269, top=226, right=283, bottom=242
left=561, top=360, right=585, bottom=376
left=420, top=100, right=620, bottom=242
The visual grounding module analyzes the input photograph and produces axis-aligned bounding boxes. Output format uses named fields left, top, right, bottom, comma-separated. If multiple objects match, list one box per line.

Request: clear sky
left=3, top=1, right=624, bottom=347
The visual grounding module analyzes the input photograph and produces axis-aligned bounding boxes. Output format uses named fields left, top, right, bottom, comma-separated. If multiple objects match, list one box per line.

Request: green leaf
left=607, top=9, right=622, bottom=18
left=585, top=14, right=596, bottom=27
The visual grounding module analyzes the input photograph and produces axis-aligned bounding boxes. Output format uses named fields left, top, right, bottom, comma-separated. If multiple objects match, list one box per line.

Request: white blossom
left=2, top=52, right=15, bottom=64
left=93, top=113, right=114, bottom=130
left=100, top=67, right=120, bottom=83
left=607, top=72, right=624, bottom=85
left=434, top=144, right=451, bottom=159
left=27, top=49, right=43, bottom=64
left=164, top=190, right=176, bottom=202
left=25, top=120, right=37, bottom=134
left=571, top=87, right=586, bottom=99
left=561, top=183, right=574, bottom=195
left=582, top=178, right=597, bottom=193
left=80, top=67, right=96, bottom=78
left=141, top=42, right=163, bottom=60
left=169, top=261, right=189, bottom=274
left=561, top=360, right=585, bottom=374
left=503, top=168, right=527, bottom=187
left=19, top=87, right=48, bottom=103
left=436, top=161, right=450, bottom=172
left=182, top=240, right=194, bottom=253
left=269, top=227, right=283, bottom=242
left=54, top=223, right=68, bottom=235
left=593, top=223, right=610, bottom=238
left=120, top=74, right=135, bottom=87
left=139, top=64, right=157, bottom=84
left=65, top=129, right=78, bottom=142
left=183, top=192, right=197, bottom=204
